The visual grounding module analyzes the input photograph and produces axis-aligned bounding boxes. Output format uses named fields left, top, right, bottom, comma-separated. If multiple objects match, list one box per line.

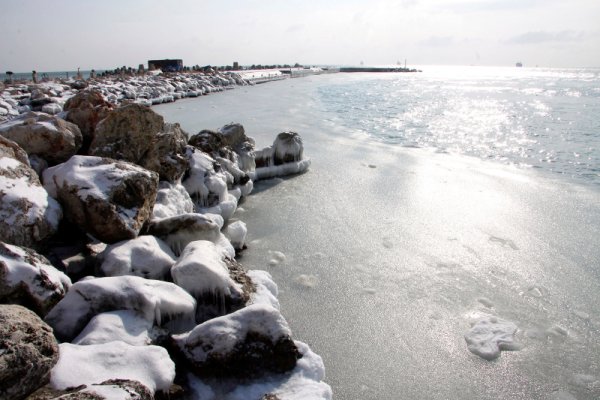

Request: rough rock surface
left=152, top=122, right=189, bottom=182
left=145, top=213, right=222, bottom=255
left=63, top=90, right=114, bottom=153
left=172, top=304, right=301, bottom=379
left=27, top=379, right=154, bottom=400
left=0, top=304, right=59, bottom=400
left=0, top=144, right=62, bottom=247
left=0, top=242, right=71, bottom=316
left=0, top=111, right=82, bottom=164
left=43, top=155, right=158, bottom=243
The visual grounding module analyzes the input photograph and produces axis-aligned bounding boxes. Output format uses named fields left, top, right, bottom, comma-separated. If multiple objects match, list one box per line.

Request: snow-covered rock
left=45, top=276, right=196, bottom=341
left=172, top=240, right=251, bottom=322
left=253, top=131, right=310, bottom=180
left=41, top=102, right=62, bottom=115
left=63, top=89, right=114, bottom=152
left=0, top=111, right=82, bottom=164
left=0, top=147, right=62, bottom=247
left=32, top=379, right=154, bottom=400
left=51, top=341, right=175, bottom=394
left=173, top=304, right=300, bottom=378
left=43, top=155, right=158, bottom=243
left=99, top=235, right=176, bottom=280
left=0, top=242, right=71, bottom=316
left=153, top=122, right=189, bottom=182
left=464, top=314, right=521, bottom=360
left=72, top=310, right=158, bottom=346
left=146, top=212, right=222, bottom=255
left=225, top=220, right=247, bottom=251
left=152, top=181, right=195, bottom=219
left=247, top=270, right=280, bottom=309
left=0, top=304, right=59, bottom=400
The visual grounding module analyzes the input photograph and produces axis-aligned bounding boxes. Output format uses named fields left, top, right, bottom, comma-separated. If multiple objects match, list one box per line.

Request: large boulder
left=0, top=242, right=71, bottom=317
left=0, top=140, right=62, bottom=247
left=152, top=122, right=189, bottom=182
left=0, top=111, right=82, bottom=164
left=72, top=310, right=158, bottom=346
left=172, top=304, right=301, bottom=378
left=253, top=131, right=310, bottom=180
left=171, top=240, right=252, bottom=322
left=43, top=155, right=158, bottom=243
left=45, top=276, right=196, bottom=342
left=63, top=89, right=114, bottom=153
left=152, top=181, right=195, bottom=220
left=0, top=304, right=59, bottom=400
left=51, top=342, right=175, bottom=395
left=28, top=379, right=154, bottom=400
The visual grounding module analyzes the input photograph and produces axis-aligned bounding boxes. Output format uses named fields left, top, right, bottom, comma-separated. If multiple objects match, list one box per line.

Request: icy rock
left=63, top=89, right=114, bottom=152
left=99, top=235, right=176, bottom=280
left=464, top=314, right=520, bottom=360
left=0, top=242, right=71, bottom=316
left=72, top=310, right=157, bottom=346
left=247, top=270, right=280, bottom=309
left=152, top=181, right=195, bottom=219
left=253, top=132, right=310, bottom=180
left=0, top=146, right=62, bottom=247
left=0, top=304, right=59, bottom=400
left=51, top=341, right=175, bottom=394
left=45, top=276, right=196, bottom=341
left=183, top=148, right=229, bottom=208
left=0, top=111, right=82, bottom=164
left=225, top=220, right=247, bottom=250
left=43, top=155, right=158, bottom=243
left=224, top=341, right=332, bottom=400
left=172, top=240, right=252, bottom=322
left=172, top=304, right=301, bottom=378
left=29, top=379, right=154, bottom=400
left=146, top=212, right=222, bottom=256
left=41, top=102, right=62, bottom=115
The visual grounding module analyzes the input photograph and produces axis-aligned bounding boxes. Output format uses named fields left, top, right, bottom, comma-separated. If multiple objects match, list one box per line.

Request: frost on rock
left=172, top=240, right=252, bottom=322
left=51, top=341, right=175, bottom=394
left=72, top=310, right=157, bottom=346
left=99, top=235, right=176, bottom=280
left=0, top=242, right=71, bottom=316
left=464, top=314, right=521, bottom=360
left=0, top=151, right=62, bottom=248
left=45, top=276, right=196, bottom=341
left=173, top=304, right=301, bottom=378
left=152, top=181, right=195, bottom=220
left=252, top=132, right=310, bottom=180
left=42, top=155, right=158, bottom=243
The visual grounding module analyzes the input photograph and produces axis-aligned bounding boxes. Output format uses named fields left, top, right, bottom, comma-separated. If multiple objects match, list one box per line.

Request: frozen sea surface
left=155, top=69, right=600, bottom=400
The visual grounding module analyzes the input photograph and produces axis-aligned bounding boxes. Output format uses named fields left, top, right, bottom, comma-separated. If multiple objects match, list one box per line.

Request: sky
left=1, top=0, right=599, bottom=72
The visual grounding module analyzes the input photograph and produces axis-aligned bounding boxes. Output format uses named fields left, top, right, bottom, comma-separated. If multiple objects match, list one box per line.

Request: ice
left=72, top=310, right=156, bottom=346
left=549, top=390, right=578, bottom=400
left=99, top=235, right=176, bottom=280
left=225, top=220, right=247, bottom=250
left=152, top=181, right=195, bottom=219
left=464, top=314, right=521, bottom=360
left=248, top=269, right=280, bottom=309
left=477, top=297, right=494, bottom=308
left=295, top=274, right=318, bottom=288
left=51, top=341, right=175, bottom=394
left=251, top=158, right=311, bottom=181
left=268, top=250, right=286, bottom=266
left=45, top=276, right=196, bottom=341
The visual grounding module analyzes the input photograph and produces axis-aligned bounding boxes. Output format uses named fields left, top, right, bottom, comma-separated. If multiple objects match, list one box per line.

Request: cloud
left=420, top=36, right=455, bottom=47
left=507, top=30, right=585, bottom=44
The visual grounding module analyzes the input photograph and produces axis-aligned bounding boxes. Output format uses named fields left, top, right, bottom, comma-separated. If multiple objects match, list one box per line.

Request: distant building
left=148, top=59, right=183, bottom=72
left=233, top=61, right=239, bottom=70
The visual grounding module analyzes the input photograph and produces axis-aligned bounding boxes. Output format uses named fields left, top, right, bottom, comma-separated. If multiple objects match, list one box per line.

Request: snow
left=72, top=310, right=156, bottom=346
left=172, top=304, right=291, bottom=363
left=99, top=235, right=176, bottom=280
left=247, top=270, right=280, bottom=309
left=225, top=220, right=247, bottom=250
left=149, top=213, right=223, bottom=256
left=152, top=181, right=195, bottom=219
left=171, top=240, right=244, bottom=319
left=80, top=385, right=134, bottom=400
left=45, top=276, right=196, bottom=341
left=51, top=341, right=175, bottom=393
left=464, top=314, right=521, bottom=360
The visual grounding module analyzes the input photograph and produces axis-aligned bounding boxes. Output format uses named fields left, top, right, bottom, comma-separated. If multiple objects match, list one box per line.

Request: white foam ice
left=464, top=314, right=521, bottom=360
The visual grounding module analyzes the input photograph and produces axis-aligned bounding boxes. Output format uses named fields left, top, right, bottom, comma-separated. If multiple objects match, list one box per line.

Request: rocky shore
left=0, top=79, right=331, bottom=399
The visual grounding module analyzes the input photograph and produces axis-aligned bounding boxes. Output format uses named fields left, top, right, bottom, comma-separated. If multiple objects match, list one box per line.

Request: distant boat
left=516, top=62, right=523, bottom=67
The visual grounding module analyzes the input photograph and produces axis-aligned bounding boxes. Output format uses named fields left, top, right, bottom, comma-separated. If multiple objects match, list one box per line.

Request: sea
left=155, top=66, right=600, bottom=400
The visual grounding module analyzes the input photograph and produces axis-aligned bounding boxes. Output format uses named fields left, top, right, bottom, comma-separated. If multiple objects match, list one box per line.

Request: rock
left=145, top=213, right=222, bottom=256
left=28, top=379, right=154, bottom=400
left=63, top=90, right=114, bottom=153
left=41, top=103, right=62, bottom=115
left=225, top=220, right=247, bottom=251
left=0, top=111, right=82, bottom=164
left=51, top=342, right=174, bottom=395
left=0, top=242, right=71, bottom=317
left=172, top=304, right=301, bottom=379
left=152, top=181, right=195, bottom=220
left=171, top=240, right=252, bottom=322
left=153, top=122, right=189, bottom=182
left=99, top=235, right=176, bottom=280
left=253, top=132, right=310, bottom=180
left=45, top=276, right=196, bottom=341
left=0, top=304, right=59, bottom=400
left=0, top=149, right=62, bottom=247
left=43, top=155, right=158, bottom=243
left=72, top=310, right=158, bottom=346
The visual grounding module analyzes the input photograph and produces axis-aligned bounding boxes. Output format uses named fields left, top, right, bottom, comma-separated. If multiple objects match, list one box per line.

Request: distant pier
left=340, top=67, right=420, bottom=73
